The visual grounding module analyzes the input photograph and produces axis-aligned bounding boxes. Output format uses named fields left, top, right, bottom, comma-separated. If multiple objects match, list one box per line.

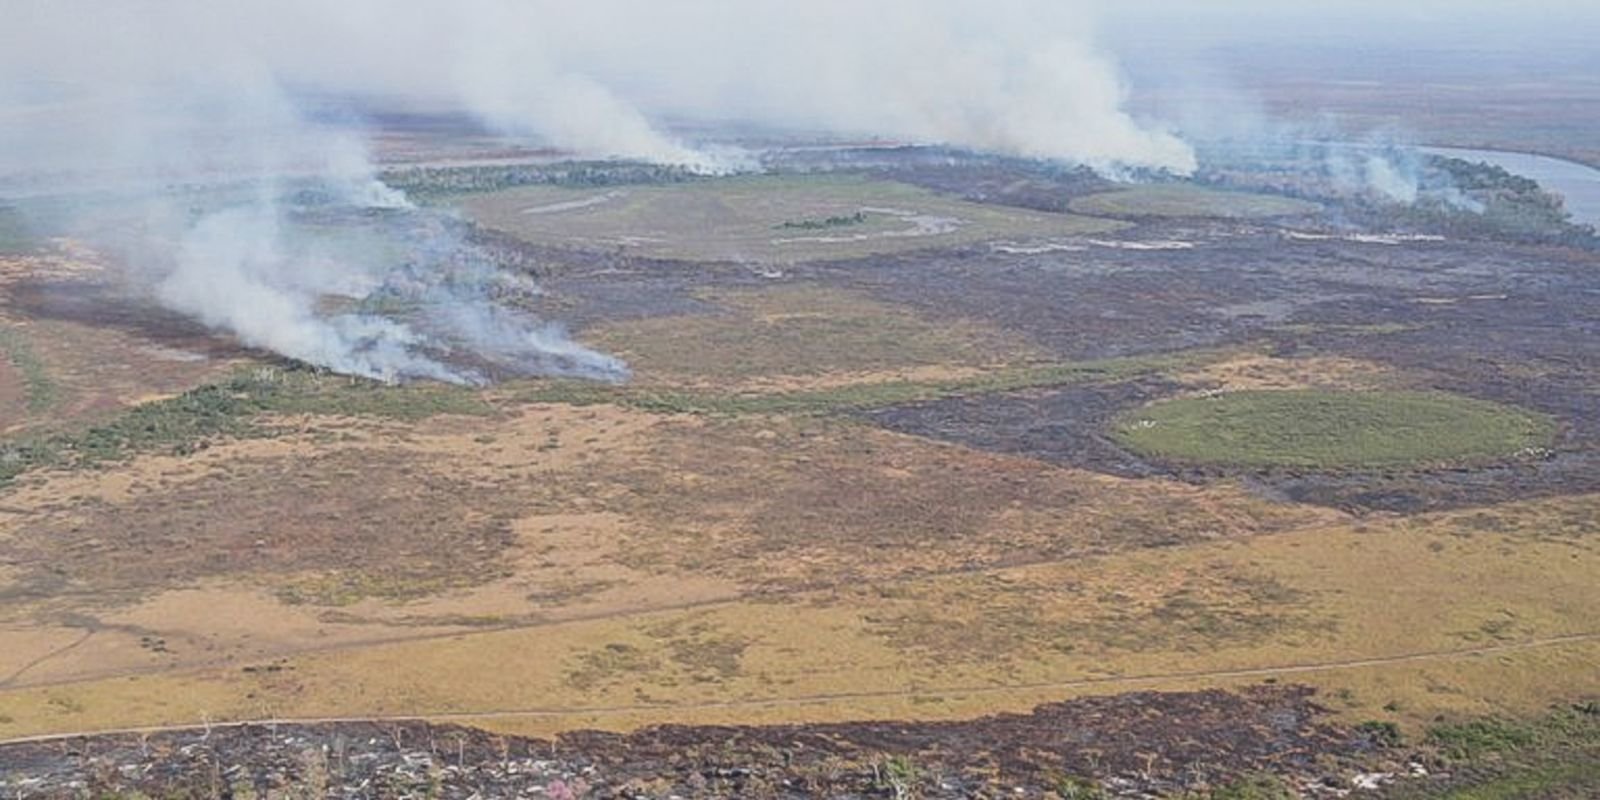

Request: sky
left=1099, top=1, right=1600, bottom=56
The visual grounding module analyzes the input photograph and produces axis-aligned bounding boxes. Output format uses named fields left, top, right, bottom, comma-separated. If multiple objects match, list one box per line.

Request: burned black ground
left=0, top=686, right=1374, bottom=799
left=522, top=203, right=1600, bottom=513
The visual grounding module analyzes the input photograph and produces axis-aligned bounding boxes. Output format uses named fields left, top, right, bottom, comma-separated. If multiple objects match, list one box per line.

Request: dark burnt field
left=518, top=198, right=1600, bottom=513
left=0, top=686, right=1379, bottom=798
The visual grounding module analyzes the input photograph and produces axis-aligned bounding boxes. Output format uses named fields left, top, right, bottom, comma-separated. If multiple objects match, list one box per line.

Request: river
left=1422, top=146, right=1600, bottom=229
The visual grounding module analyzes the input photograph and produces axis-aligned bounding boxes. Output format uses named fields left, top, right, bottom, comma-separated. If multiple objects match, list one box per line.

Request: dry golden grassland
left=0, top=490, right=1595, bottom=739
left=0, top=274, right=1594, bottom=746
left=587, top=285, right=1042, bottom=388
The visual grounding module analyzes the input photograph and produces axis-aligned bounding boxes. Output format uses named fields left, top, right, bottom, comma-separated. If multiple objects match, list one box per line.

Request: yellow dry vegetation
left=2, top=223, right=1593, bottom=761
left=586, top=285, right=1042, bottom=387
left=0, top=255, right=1591, bottom=747
left=2, top=489, right=1595, bottom=739
left=1172, top=352, right=1405, bottom=395
left=0, top=400, right=1326, bottom=690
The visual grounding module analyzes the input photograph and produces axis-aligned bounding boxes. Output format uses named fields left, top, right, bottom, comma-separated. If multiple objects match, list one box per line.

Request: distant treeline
left=1201, top=154, right=1597, bottom=249
left=1367, top=157, right=1598, bottom=248
left=757, top=145, right=1115, bottom=214
left=380, top=161, right=702, bottom=201
left=776, top=211, right=867, bottom=230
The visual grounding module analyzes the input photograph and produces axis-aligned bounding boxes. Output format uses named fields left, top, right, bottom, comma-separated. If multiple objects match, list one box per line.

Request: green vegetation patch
left=0, top=206, right=37, bottom=253
left=1070, top=183, right=1321, bottom=219
left=457, top=173, right=1122, bottom=263
left=1111, top=389, right=1555, bottom=470
left=0, top=326, right=61, bottom=413
left=1430, top=717, right=1543, bottom=761
left=1383, top=704, right=1600, bottom=798
left=0, top=365, right=491, bottom=486
left=380, top=160, right=702, bottom=203
left=776, top=211, right=869, bottom=230
left=515, top=349, right=1225, bottom=417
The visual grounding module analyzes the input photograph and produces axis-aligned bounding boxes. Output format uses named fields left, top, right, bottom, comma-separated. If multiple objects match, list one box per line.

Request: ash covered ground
left=0, top=687, right=1383, bottom=798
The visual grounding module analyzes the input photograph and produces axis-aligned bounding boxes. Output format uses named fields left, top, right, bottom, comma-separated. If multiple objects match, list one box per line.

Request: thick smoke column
left=7, top=0, right=1191, bottom=175
left=0, top=2, right=627, bottom=384
left=2, top=0, right=1193, bottom=382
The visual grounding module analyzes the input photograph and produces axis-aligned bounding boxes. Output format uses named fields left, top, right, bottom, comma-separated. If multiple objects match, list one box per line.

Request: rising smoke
left=1, top=0, right=1197, bottom=382
left=4, top=0, right=1197, bottom=173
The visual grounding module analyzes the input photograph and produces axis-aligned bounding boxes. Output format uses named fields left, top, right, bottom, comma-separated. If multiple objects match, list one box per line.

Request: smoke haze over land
left=4, top=1, right=1595, bottom=380
left=2, top=0, right=1199, bottom=175
left=0, top=0, right=1204, bottom=382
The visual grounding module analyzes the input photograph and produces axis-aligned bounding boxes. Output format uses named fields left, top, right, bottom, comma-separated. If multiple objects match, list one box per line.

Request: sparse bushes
left=776, top=211, right=868, bottom=230
left=1427, top=717, right=1540, bottom=761
left=381, top=161, right=700, bottom=201
left=0, top=363, right=492, bottom=486
left=0, top=327, right=57, bottom=412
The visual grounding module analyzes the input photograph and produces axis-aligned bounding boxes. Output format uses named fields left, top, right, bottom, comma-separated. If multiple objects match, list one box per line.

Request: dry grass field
left=2, top=169, right=1597, bottom=796
left=1069, top=184, right=1322, bottom=219
left=456, top=174, right=1127, bottom=262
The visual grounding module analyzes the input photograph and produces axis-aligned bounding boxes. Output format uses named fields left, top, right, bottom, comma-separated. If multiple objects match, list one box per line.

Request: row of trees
left=381, top=161, right=700, bottom=201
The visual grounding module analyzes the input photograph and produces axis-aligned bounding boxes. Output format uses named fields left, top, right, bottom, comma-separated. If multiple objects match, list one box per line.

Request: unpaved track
left=3, top=631, right=1596, bottom=747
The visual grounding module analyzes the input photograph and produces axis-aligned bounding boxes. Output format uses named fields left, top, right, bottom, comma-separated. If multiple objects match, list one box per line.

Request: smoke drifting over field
left=0, top=0, right=1200, bottom=382
left=12, top=2, right=1564, bottom=380
left=2, top=0, right=1194, bottom=174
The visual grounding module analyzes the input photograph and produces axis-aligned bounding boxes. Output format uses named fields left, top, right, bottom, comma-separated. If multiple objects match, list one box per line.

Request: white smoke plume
left=0, top=1, right=634, bottom=384
left=5, top=0, right=1192, bottom=175
left=1, top=0, right=1191, bottom=383
left=1147, top=87, right=1476, bottom=209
